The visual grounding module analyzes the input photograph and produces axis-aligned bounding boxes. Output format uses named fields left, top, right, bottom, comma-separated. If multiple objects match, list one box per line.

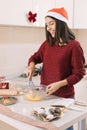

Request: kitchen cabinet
left=1, top=0, right=87, bottom=28
left=55, top=0, right=74, bottom=28
left=0, top=0, right=74, bottom=27
left=74, top=0, right=87, bottom=28
left=0, top=0, right=33, bottom=26
left=33, top=0, right=55, bottom=27
left=0, top=0, right=55, bottom=27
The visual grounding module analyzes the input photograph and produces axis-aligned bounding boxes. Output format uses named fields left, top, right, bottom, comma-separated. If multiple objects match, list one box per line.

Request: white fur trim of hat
left=45, top=7, right=68, bottom=24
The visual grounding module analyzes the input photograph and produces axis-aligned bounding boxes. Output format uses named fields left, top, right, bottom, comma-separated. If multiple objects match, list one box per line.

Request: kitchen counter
left=0, top=95, right=87, bottom=130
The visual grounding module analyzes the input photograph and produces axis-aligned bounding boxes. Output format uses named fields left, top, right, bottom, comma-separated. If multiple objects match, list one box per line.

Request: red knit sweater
left=28, top=40, right=85, bottom=98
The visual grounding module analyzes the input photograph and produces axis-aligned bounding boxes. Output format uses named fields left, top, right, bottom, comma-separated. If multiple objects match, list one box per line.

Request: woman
left=27, top=7, right=85, bottom=130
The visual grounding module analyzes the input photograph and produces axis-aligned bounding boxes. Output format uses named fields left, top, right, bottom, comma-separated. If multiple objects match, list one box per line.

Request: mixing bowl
left=25, top=86, right=46, bottom=101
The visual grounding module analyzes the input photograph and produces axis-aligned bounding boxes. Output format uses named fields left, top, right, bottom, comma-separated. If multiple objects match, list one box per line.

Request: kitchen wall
left=76, top=29, right=87, bottom=62
left=0, top=26, right=45, bottom=76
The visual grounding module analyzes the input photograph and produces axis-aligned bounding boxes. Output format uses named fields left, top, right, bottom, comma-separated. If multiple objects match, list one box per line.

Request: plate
left=32, top=106, right=65, bottom=122
left=0, top=96, right=17, bottom=106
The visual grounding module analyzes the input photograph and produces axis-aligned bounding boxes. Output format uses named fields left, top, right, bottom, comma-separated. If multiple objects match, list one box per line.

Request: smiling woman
left=45, top=18, right=56, bottom=38
left=27, top=7, right=85, bottom=130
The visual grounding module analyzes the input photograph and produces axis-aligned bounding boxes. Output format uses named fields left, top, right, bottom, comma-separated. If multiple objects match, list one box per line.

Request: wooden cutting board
left=0, top=121, right=17, bottom=130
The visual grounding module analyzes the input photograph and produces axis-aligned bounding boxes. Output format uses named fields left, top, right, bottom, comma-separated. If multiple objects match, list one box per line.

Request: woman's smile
left=45, top=17, right=56, bottom=37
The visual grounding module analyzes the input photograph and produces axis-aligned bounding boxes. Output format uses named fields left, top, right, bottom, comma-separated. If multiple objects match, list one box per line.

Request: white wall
left=74, top=30, right=87, bottom=102
left=0, top=43, right=41, bottom=76
left=76, top=30, right=87, bottom=62
left=74, top=77, right=87, bottom=102
left=0, top=26, right=45, bottom=77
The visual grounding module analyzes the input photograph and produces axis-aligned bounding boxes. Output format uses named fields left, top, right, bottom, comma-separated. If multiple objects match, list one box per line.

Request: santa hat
left=45, top=7, right=68, bottom=24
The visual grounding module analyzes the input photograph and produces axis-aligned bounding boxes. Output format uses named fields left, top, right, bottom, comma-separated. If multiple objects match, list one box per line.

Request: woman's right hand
left=27, top=62, right=35, bottom=78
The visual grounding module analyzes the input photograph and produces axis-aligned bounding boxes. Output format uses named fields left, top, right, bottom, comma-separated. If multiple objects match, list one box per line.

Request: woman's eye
left=45, top=21, right=55, bottom=29
left=50, top=22, right=54, bottom=25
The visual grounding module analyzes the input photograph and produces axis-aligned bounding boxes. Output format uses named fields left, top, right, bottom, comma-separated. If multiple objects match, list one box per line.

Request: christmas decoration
left=27, top=11, right=37, bottom=23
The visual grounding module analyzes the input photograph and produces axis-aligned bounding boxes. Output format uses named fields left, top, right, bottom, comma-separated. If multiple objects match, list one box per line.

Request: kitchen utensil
left=27, top=76, right=37, bottom=99
left=25, top=85, right=46, bottom=101
left=29, top=76, right=35, bottom=89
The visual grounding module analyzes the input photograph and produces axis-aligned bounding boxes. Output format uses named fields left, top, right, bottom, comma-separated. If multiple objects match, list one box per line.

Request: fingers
left=46, top=83, right=59, bottom=96
left=27, top=66, right=33, bottom=78
left=27, top=62, right=35, bottom=78
left=46, top=85, right=54, bottom=96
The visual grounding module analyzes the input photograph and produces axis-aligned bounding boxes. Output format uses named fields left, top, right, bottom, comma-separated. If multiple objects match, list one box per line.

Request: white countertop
left=0, top=95, right=87, bottom=130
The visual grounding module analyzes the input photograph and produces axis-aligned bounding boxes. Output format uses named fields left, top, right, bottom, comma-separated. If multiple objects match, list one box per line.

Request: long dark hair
left=45, top=17, right=75, bottom=46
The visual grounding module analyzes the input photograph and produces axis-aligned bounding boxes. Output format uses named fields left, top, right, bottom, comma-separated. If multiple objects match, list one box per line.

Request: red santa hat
left=45, top=7, right=68, bottom=24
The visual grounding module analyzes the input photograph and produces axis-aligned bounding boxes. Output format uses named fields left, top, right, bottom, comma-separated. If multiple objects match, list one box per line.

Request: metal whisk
left=29, top=76, right=35, bottom=89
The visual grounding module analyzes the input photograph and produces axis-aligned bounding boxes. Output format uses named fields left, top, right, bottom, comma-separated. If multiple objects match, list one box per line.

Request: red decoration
left=27, top=11, right=37, bottom=23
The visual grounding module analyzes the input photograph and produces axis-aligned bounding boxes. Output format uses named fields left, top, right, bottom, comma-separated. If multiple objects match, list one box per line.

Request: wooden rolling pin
left=0, top=89, right=18, bottom=96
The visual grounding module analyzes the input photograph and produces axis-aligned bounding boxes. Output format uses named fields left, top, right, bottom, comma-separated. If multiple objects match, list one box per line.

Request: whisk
left=28, top=76, right=37, bottom=98
left=29, top=76, right=35, bottom=89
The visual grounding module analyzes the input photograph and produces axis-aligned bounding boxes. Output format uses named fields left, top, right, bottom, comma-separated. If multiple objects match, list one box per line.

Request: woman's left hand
left=46, top=82, right=60, bottom=96
left=45, top=79, right=68, bottom=96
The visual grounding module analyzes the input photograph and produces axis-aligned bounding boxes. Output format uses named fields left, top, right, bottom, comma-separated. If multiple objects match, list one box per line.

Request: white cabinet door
left=55, top=0, right=74, bottom=28
left=0, top=0, right=33, bottom=26
left=0, top=0, right=55, bottom=27
left=0, top=0, right=74, bottom=27
left=0, top=0, right=55, bottom=26
left=74, top=0, right=87, bottom=28
left=33, top=0, right=55, bottom=27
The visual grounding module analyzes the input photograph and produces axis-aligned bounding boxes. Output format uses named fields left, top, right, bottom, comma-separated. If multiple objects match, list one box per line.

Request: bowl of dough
left=25, top=85, right=46, bottom=101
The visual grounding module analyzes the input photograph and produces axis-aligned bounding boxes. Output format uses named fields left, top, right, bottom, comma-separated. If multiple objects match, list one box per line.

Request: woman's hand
left=27, top=62, right=35, bottom=78
left=46, top=79, right=68, bottom=96
left=46, top=82, right=60, bottom=96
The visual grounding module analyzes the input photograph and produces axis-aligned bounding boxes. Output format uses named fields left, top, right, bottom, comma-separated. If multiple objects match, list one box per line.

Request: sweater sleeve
left=66, top=41, right=86, bottom=87
left=28, top=41, right=46, bottom=65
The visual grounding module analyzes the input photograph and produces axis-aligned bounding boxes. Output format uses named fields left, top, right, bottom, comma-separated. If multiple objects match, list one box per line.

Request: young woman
left=27, top=7, right=86, bottom=130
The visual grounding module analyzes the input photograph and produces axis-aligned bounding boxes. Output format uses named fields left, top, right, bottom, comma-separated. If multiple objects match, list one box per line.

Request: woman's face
left=45, top=17, right=56, bottom=38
